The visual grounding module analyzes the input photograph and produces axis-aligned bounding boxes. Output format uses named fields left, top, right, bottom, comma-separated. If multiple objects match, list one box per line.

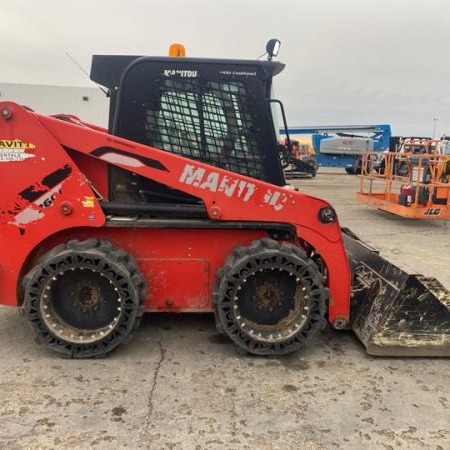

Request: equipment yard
left=0, top=168, right=448, bottom=450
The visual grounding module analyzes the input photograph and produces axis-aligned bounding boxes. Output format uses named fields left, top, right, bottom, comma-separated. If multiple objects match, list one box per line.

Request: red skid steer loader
left=0, top=44, right=449, bottom=358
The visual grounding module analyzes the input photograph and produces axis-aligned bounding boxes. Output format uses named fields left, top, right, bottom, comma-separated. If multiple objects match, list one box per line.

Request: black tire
left=303, top=157, right=319, bottom=173
left=345, top=167, right=355, bottom=175
left=345, top=157, right=362, bottom=175
left=22, top=239, right=147, bottom=358
left=214, top=238, right=328, bottom=356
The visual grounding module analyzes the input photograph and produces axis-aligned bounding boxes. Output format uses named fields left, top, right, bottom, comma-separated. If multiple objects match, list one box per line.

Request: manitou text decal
left=179, top=164, right=256, bottom=201
left=0, top=139, right=35, bottom=162
left=179, top=163, right=292, bottom=211
left=261, top=189, right=290, bottom=212
left=163, top=69, right=198, bottom=78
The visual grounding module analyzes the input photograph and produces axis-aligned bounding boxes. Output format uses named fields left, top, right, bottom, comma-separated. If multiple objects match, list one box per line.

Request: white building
left=0, top=82, right=109, bottom=128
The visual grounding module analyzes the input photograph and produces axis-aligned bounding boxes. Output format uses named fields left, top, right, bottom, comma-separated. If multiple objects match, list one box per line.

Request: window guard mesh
left=144, top=78, right=264, bottom=179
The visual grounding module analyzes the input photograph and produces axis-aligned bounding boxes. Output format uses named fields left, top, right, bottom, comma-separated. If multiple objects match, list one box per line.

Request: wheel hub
left=74, top=281, right=102, bottom=309
left=235, top=269, right=312, bottom=343
left=40, top=267, right=123, bottom=344
left=254, top=281, right=282, bottom=310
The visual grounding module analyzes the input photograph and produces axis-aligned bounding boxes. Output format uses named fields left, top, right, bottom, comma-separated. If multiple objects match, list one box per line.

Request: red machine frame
left=0, top=102, right=351, bottom=325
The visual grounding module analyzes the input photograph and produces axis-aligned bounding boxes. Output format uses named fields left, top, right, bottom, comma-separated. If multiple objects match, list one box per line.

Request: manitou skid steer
left=0, top=43, right=449, bottom=358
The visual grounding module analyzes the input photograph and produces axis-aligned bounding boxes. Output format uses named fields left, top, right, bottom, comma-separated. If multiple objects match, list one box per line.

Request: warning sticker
left=0, top=140, right=35, bottom=162
left=82, top=196, right=95, bottom=208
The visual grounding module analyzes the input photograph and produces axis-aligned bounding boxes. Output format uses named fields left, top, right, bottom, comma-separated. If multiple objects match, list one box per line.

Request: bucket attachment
left=343, top=228, right=450, bottom=356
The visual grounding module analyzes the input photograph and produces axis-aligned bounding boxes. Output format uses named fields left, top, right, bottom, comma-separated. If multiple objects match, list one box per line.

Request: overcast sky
left=1, top=0, right=449, bottom=136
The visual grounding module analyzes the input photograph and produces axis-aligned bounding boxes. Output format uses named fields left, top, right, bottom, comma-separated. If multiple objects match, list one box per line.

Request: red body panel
left=0, top=104, right=105, bottom=307
left=37, top=228, right=268, bottom=312
left=0, top=102, right=351, bottom=323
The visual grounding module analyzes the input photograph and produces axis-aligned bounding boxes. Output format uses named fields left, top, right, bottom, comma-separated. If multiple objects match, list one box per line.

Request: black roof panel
left=90, top=55, right=285, bottom=90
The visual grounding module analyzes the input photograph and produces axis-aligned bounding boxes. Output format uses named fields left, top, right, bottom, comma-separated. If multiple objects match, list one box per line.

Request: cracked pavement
left=0, top=168, right=449, bottom=449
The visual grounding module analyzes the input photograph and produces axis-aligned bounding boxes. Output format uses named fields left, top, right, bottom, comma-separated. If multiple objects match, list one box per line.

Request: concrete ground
left=0, top=168, right=449, bottom=449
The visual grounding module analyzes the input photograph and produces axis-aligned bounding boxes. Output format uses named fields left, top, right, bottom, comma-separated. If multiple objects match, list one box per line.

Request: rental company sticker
left=0, top=140, right=36, bottom=162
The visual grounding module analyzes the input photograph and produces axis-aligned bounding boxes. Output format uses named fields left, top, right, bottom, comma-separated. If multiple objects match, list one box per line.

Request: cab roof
left=90, top=55, right=285, bottom=90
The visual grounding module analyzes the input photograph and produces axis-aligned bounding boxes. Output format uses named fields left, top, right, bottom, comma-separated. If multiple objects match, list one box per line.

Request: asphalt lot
left=0, top=168, right=449, bottom=449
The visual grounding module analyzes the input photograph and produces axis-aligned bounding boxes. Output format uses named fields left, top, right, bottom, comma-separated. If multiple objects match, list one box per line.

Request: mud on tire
left=214, top=238, right=328, bottom=356
left=22, top=239, right=147, bottom=358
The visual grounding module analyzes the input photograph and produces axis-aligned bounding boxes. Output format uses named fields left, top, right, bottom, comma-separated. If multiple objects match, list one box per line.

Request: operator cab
left=91, top=54, right=287, bottom=204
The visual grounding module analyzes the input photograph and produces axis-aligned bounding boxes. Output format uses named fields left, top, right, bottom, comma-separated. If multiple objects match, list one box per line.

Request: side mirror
left=266, top=39, right=281, bottom=60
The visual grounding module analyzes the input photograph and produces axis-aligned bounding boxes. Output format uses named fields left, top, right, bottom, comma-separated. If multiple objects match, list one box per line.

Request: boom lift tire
left=345, top=157, right=362, bottom=175
left=214, top=238, right=327, bottom=355
left=22, top=239, right=147, bottom=358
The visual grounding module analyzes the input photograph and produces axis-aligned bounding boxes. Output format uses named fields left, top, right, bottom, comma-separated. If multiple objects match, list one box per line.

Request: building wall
left=0, top=83, right=109, bottom=128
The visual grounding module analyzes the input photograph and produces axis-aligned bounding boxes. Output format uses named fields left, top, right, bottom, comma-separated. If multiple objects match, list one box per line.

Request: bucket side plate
left=343, top=228, right=450, bottom=357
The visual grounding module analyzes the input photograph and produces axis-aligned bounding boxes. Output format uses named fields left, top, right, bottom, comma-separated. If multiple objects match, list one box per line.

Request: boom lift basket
left=357, top=140, right=450, bottom=219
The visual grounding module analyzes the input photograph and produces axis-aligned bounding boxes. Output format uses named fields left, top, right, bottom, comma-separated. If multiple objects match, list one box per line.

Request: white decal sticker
left=179, top=163, right=256, bottom=202
left=200, top=172, right=220, bottom=191
left=0, top=139, right=35, bottom=162
left=179, top=164, right=205, bottom=186
left=219, top=70, right=257, bottom=77
left=218, top=176, right=239, bottom=197
left=10, top=207, right=44, bottom=226
left=8, top=182, right=63, bottom=227
left=262, top=189, right=290, bottom=212
left=163, top=69, right=198, bottom=78
left=37, top=184, right=63, bottom=208
left=99, top=153, right=144, bottom=168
